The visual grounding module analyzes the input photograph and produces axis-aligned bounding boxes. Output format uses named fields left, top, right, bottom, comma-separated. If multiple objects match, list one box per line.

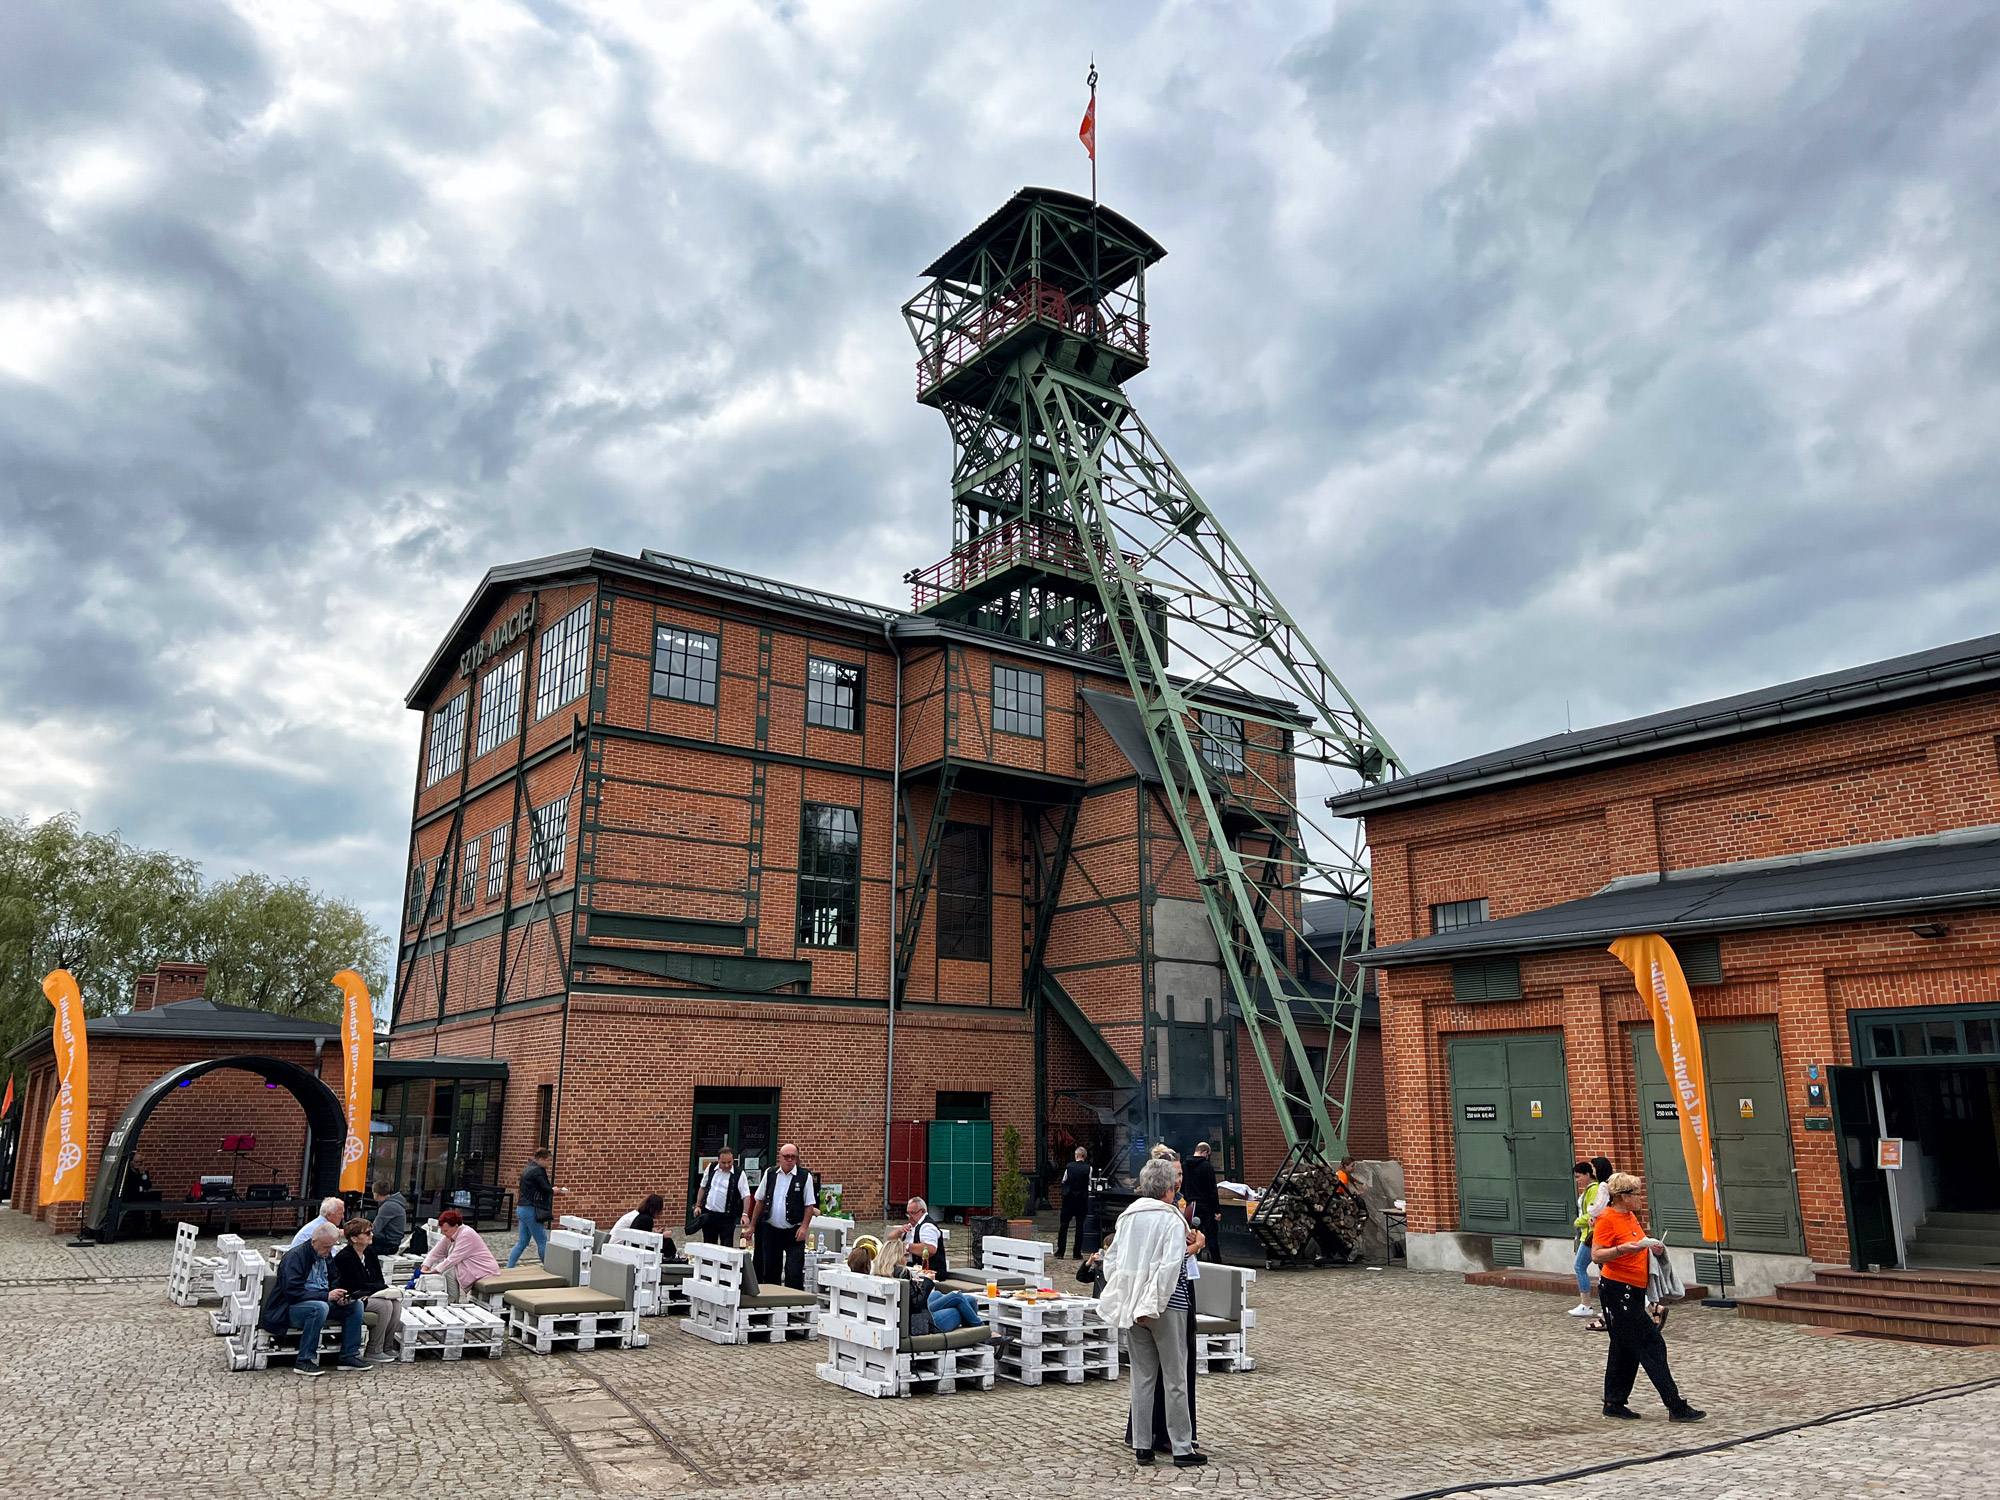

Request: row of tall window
left=405, top=798, right=566, bottom=928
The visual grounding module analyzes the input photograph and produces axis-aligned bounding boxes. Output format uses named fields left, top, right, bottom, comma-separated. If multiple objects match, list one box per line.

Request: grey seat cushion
left=473, top=1267, right=565, bottom=1297
left=739, top=1289, right=816, bottom=1309
left=907, top=1325, right=995, bottom=1353
left=503, top=1286, right=626, bottom=1317
left=1193, top=1315, right=1242, bottom=1336
left=941, top=1271, right=1026, bottom=1290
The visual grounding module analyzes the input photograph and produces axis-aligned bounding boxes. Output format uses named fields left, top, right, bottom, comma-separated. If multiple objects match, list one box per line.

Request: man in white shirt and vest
left=694, top=1146, right=752, bottom=1246
left=749, top=1142, right=817, bottom=1289
left=888, top=1196, right=948, bottom=1276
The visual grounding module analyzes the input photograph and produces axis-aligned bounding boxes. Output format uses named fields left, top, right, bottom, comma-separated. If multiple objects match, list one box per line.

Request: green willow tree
left=0, top=814, right=388, bottom=1086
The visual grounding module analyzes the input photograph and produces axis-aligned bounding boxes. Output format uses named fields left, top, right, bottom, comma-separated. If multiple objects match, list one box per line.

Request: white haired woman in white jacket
left=1097, top=1157, right=1206, bottom=1469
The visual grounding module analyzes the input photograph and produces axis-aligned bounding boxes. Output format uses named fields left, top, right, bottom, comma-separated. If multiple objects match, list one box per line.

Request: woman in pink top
left=421, top=1209, right=501, bottom=1302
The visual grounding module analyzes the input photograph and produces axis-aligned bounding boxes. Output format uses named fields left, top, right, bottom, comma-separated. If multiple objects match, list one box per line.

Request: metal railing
left=916, top=279, right=1148, bottom=393
left=907, top=517, right=1134, bottom=610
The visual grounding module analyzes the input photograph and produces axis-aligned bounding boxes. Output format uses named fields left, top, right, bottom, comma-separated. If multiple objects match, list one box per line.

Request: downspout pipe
left=883, top=618, right=904, bottom=1219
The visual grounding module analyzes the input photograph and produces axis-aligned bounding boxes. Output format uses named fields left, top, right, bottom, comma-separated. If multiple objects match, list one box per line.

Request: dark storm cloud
left=2, top=0, right=1998, bottom=930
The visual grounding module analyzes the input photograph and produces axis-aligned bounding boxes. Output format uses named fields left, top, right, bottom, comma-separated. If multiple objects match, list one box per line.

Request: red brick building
left=388, top=548, right=1381, bottom=1227
left=1334, top=633, right=2000, bottom=1295
left=8, top=963, right=348, bottom=1235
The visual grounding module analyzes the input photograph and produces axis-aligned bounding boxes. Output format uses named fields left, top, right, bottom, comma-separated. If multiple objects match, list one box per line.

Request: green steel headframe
left=904, top=187, right=1406, bottom=1156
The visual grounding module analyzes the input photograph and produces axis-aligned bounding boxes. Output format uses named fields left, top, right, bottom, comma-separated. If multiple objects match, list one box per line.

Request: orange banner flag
left=1608, top=934, right=1725, bottom=1244
left=39, top=970, right=89, bottom=1205
left=334, top=971, right=375, bottom=1194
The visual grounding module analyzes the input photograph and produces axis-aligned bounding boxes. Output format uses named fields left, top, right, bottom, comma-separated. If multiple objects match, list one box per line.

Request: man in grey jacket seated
left=370, top=1184, right=411, bottom=1256
left=1097, top=1157, right=1206, bottom=1470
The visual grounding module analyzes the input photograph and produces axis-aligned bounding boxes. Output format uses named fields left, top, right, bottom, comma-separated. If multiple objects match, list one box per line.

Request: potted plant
left=996, top=1125, right=1034, bottom=1240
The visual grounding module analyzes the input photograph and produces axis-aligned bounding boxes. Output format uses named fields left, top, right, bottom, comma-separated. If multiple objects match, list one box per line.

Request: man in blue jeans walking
left=508, top=1148, right=567, bottom=1267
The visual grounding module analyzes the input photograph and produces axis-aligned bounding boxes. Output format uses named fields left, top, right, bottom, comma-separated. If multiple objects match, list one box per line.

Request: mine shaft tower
left=903, top=188, right=1406, bottom=1158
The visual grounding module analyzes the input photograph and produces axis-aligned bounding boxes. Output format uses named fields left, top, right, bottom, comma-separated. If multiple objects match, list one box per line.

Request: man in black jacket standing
left=1181, top=1142, right=1223, bottom=1262
left=1056, top=1147, right=1092, bottom=1259
left=262, top=1223, right=366, bottom=1376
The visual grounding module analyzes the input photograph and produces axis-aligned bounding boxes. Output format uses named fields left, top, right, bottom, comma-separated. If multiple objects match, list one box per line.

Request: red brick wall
left=1362, top=683, right=2000, bottom=1263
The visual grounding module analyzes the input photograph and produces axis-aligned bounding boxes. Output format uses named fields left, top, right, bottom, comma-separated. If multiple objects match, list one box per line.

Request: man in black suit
left=1181, top=1142, right=1223, bottom=1262
left=1055, top=1146, right=1092, bottom=1259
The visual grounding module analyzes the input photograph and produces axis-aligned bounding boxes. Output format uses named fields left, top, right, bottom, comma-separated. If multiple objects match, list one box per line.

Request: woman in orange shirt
left=1591, top=1173, right=1705, bottom=1423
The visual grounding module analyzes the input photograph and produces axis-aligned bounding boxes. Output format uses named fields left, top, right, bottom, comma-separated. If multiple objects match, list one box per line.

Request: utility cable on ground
left=1393, top=1374, right=2000, bottom=1500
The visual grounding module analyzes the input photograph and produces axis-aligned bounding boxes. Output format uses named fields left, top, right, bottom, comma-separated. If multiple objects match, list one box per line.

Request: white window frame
left=424, top=690, right=468, bottom=787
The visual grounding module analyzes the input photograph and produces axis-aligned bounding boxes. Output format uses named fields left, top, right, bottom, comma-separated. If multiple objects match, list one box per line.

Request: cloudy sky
left=4, top=0, right=1998, bottom=939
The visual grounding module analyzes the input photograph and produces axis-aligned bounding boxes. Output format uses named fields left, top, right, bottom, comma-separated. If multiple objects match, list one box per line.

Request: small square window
left=653, top=626, right=720, bottom=706
left=992, top=665, right=1044, bottom=738
left=1430, top=898, right=1490, bottom=935
left=806, top=656, right=861, bottom=732
left=1869, top=1024, right=1898, bottom=1060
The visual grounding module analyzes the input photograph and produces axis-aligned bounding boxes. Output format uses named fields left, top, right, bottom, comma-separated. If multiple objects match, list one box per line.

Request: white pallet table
left=507, top=1305, right=647, bottom=1354
left=975, top=1292, right=1092, bottom=1346
left=997, top=1340, right=1118, bottom=1386
left=398, top=1303, right=506, bottom=1361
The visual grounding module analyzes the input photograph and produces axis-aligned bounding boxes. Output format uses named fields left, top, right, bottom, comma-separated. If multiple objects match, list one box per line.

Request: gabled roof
left=1329, top=629, right=2000, bottom=819
left=8, top=998, right=341, bottom=1062
left=1358, top=825, right=2000, bottom=968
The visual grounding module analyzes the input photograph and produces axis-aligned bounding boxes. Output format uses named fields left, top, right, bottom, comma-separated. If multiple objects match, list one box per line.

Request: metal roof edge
left=403, top=549, right=604, bottom=707
left=1359, top=888, right=2000, bottom=968
left=1330, top=643, right=2000, bottom=819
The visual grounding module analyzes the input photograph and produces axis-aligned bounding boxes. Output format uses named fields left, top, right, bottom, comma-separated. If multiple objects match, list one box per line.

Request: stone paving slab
left=2, top=1209, right=1995, bottom=1499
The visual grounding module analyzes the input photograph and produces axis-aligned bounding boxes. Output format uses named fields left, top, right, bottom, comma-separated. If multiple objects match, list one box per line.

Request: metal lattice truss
left=1031, top=368, right=1405, bottom=1154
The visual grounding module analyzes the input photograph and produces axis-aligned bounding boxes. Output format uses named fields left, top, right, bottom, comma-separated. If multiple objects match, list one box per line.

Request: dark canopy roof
left=1081, top=688, right=1163, bottom=783
left=921, top=187, right=1166, bottom=293
left=8, top=998, right=341, bottom=1062
left=1359, top=826, right=2000, bottom=968
left=1331, top=629, right=2000, bottom=818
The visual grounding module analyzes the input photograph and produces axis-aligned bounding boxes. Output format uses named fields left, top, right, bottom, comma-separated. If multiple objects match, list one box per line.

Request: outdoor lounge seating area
left=681, top=1243, right=820, bottom=1345
left=816, top=1268, right=997, bottom=1398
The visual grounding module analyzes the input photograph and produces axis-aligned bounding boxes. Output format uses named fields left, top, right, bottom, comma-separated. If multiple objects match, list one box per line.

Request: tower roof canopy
left=921, top=187, right=1165, bottom=293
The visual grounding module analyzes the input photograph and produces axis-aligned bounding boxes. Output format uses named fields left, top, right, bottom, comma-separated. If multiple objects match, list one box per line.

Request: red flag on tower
left=1, top=1076, right=11, bottom=1119
left=1079, top=91, right=1096, bottom=161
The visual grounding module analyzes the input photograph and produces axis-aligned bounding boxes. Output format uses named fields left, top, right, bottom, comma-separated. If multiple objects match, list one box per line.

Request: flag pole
left=1087, top=59, right=1100, bottom=310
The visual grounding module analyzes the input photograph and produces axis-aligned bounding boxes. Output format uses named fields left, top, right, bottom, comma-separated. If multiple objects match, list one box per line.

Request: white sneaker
left=1567, top=1302, right=1596, bottom=1316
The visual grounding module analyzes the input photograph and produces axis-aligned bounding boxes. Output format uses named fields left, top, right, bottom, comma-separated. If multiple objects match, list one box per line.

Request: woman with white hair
left=1097, top=1156, right=1206, bottom=1470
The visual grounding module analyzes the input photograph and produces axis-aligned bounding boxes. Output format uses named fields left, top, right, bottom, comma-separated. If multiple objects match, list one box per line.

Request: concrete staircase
left=1908, top=1211, right=2000, bottom=1270
left=1738, top=1266, right=2000, bottom=1345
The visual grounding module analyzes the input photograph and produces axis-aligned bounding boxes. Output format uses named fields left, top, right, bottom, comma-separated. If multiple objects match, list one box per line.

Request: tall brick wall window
left=536, top=1084, right=555, bottom=1149
left=806, top=656, right=861, bottom=731
left=1430, top=897, right=1490, bottom=934
left=535, top=601, right=594, bottom=721
left=1196, top=709, right=1245, bottom=774
left=653, top=626, right=720, bottom=705
left=459, top=838, right=481, bottom=908
left=526, top=797, right=570, bottom=885
left=486, top=823, right=510, bottom=899
left=405, top=860, right=427, bottom=927
left=797, top=803, right=861, bottom=948
left=476, top=651, right=524, bottom=758
left=425, top=690, right=468, bottom=787
left=422, top=859, right=446, bottom=922
left=992, top=665, right=1044, bottom=738
left=938, top=821, right=991, bottom=961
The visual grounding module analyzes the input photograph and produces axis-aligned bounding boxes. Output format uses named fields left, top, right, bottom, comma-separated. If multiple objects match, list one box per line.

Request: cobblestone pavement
left=2, top=1210, right=1995, bottom=1498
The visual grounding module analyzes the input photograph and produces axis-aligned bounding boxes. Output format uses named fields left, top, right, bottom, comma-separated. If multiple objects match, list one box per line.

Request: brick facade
left=389, top=552, right=1387, bottom=1224
left=1355, top=674, right=2000, bottom=1268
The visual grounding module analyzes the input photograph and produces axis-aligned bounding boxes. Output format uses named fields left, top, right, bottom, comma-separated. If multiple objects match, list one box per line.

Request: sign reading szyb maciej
left=458, top=599, right=537, bottom=678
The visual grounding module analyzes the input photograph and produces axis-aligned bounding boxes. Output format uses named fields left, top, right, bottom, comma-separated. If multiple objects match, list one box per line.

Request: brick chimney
left=131, top=972, right=160, bottom=1012
left=152, top=962, right=209, bottom=1008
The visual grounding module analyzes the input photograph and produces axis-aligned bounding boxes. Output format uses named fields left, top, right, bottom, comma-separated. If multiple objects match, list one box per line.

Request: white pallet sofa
left=208, top=1236, right=262, bottom=1336
left=1191, top=1263, right=1257, bottom=1372
left=816, top=1270, right=995, bottom=1397
left=502, top=1240, right=648, bottom=1354
left=219, top=1257, right=359, bottom=1372
left=973, top=1235, right=1053, bottom=1284
left=680, top=1243, right=817, bottom=1345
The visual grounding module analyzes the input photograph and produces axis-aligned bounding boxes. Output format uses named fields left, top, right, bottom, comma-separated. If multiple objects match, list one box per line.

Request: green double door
left=1449, top=1034, right=1576, bottom=1238
left=1633, top=1022, right=1804, bottom=1255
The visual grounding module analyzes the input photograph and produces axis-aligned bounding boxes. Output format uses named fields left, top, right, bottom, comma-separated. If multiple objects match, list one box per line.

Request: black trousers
left=755, top=1221, right=806, bottom=1288
left=1057, top=1198, right=1086, bottom=1259
left=701, top=1211, right=737, bottom=1246
left=1601, top=1279, right=1683, bottom=1410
